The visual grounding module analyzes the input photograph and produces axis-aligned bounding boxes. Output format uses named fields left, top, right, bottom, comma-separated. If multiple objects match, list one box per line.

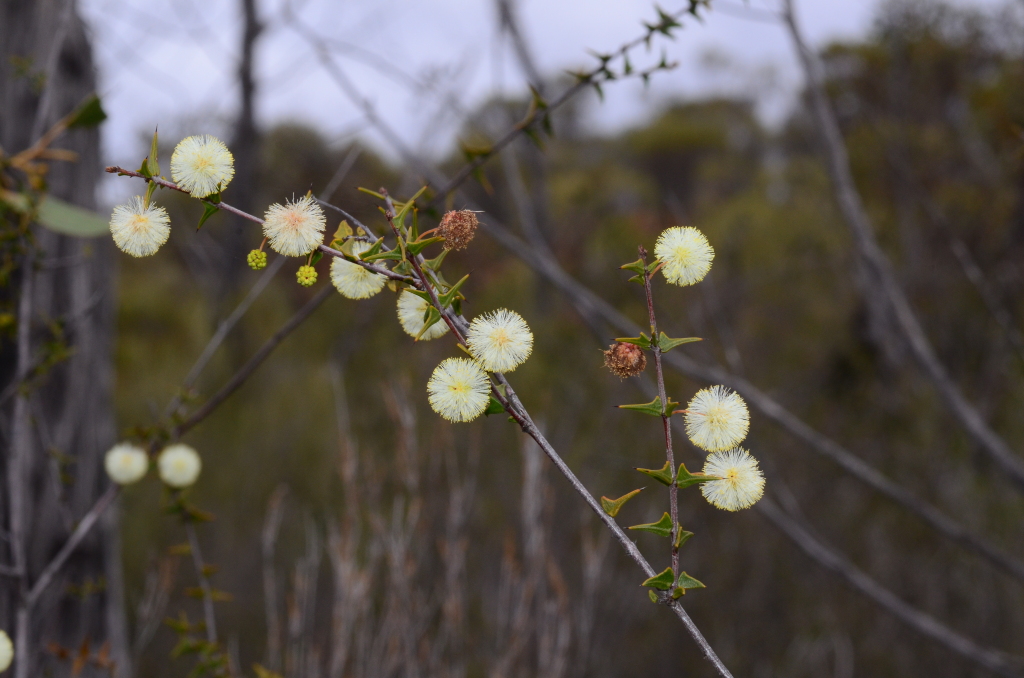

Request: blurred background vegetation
left=6, top=0, right=1024, bottom=676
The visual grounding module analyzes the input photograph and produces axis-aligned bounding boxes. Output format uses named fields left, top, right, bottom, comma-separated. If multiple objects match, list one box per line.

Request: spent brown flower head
left=439, top=210, right=478, bottom=251
left=603, top=342, right=646, bottom=378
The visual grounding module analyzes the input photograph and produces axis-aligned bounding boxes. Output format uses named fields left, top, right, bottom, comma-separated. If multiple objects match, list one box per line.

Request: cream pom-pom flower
left=397, top=290, right=449, bottom=341
left=701, top=447, right=765, bottom=511
left=104, top=443, right=149, bottom=485
left=0, top=628, right=13, bottom=672
left=654, top=226, right=714, bottom=286
left=427, top=357, right=491, bottom=423
left=683, top=385, right=750, bottom=452
left=158, top=444, right=202, bottom=488
left=262, top=194, right=326, bottom=257
left=331, top=240, right=387, bottom=299
left=170, top=134, right=235, bottom=198
left=466, top=308, right=534, bottom=373
left=109, top=196, right=171, bottom=257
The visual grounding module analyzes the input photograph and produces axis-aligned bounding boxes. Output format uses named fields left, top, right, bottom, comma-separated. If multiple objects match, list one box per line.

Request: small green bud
left=296, top=265, right=317, bottom=287
left=247, top=249, right=267, bottom=270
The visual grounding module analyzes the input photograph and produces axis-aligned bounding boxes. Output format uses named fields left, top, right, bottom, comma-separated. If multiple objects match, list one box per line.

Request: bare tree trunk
left=0, top=0, right=127, bottom=675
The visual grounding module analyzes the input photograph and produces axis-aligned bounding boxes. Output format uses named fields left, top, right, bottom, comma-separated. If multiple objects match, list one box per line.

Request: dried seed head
left=439, top=210, right=478, bottom=251
left=603, top=342, right=646, bottom=378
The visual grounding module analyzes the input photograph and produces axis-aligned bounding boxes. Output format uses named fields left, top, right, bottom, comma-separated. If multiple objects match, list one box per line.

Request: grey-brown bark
left=0, top=0, right=126, bottom=675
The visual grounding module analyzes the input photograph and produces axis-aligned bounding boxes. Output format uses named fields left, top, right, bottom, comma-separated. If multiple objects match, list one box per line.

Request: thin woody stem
left=639, top=246, right=680, bottom=576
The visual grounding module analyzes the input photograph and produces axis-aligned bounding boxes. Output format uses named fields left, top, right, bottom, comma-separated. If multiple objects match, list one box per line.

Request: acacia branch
left=781, top=0, right=1024, bottom=491
left=639, top=247, right=681, bottom=575
left=395, top=210, right=733, bottom=677
left=186, top=522, right=218, bottom=644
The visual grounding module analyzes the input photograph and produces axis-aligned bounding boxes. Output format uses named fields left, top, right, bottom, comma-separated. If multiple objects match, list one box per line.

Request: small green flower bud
left=296, top=264, right=317, bottom=287
left=247, top=249, right=268, bottom=270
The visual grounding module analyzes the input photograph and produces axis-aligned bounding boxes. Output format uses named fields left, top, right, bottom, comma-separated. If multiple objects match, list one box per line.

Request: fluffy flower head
left=397, top=290, right=448, bottom=341
left=684, top=385, right=750, bottom=452
left=701, top=448, right=765, bottom=511
left=109, top=196, right=170, bottom=257
left=331, top=241, right=386, bottom=299
left=466, top=309, right=533, bottom=373
left=427, top=358, right=490, bottom=423
left=158, top=444, right=202, bottom=488
left=170, top=134, right=235, bottom=197
left=654, top=226, right=714, bottom=286
left=104, top=443, right=149, bottom=485
left=0, top=628, right=13, bottom=672
left=262, top=194, right=326, bottom=257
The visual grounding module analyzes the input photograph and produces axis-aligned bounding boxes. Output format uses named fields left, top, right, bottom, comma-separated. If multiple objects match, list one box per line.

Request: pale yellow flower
left=684, top=385, right=750, bottom=452
left=109, top=196, right=170, bottom=257
left=158, top=444, right=202, bottom=488
left=466, top=308, right=533, bottom=373
left=654, top=226, right=714, bottom=286
left=104, top=443, right=149, bottom=485
left=262, top=194, right=326, bottom=257
left=170, top=134, right=235, bottom=198
left=427, top=358, right=490, bottom=422
left=330, top=240, right=386, bottom=299
left=0, top=629, right=13, bottom=672
left=701, top=448, right=765, bottom=511
left=397, top=290, right=448, bottom=341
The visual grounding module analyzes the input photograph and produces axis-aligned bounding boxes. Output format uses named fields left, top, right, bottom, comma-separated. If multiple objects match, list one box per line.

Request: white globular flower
left=104, top=443, right=149, bottom=485
left=0, top=628, right=13, bottom=673
left=330, top=240, right=386, bottom=299
left=109, top=196, right=171, bottom=257
left=654, top=226, right=714, bottom=286
left=466, top=308, right=534, bottom=373
left=397, top=289, right=449, bottom=341
left=427, top=357, right=491, bottom=423
left=701, top=447, right=765, bottom=511
left=170, top=134, right=235, bottom=198
left=158, top=444, right=202, bottom=488
left=684, top=385, right=750, bottom=452
left=262, top=194, right=326, bottom=257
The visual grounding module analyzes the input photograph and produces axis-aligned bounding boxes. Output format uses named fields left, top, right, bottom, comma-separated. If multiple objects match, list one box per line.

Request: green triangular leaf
left=620, top=258, right=646, bottom=275
left=676, top=462, right=718, bottom=489
left=66, top=94, right=106, bottom=129
left=145, top=127, right=160, bottom=178
left=658, top=332, right=702, bottom=352
left=599, top=488, right=643, bottom=517
left=635, top=460, right=674, bottom=486
left=676, top=571, right=705, bottom=591
left=628, top=512, right=673, bottom=537
left=406, top=235, right=444, bottom=256
left=437, top=274, right=470, bottom=308
left=674, top=529, right=694, bottom=549
left=483, top=396, right=506, bottom=416
left=197, top=202, right=220, bottom=231
left=423, top=248, right=449, bottom=271
left=641, top=567, right=675, bottom=590
left=414, top=306, right=443, bottom=340
left=614, top=333, right=651, bottom=350
left=618, top=396, right=663, bottom=417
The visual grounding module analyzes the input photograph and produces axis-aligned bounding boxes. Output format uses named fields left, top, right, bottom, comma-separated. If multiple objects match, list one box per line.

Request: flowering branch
left=637, top=246, right=681, bottom=576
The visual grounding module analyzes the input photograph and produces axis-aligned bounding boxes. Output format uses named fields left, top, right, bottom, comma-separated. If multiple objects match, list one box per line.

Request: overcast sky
left=80, top=0, right=1008, bottom=203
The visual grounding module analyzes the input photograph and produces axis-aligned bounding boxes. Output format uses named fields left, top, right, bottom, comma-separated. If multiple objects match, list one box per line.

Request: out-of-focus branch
left=781, top=0, right=1024, bottom=491
left=261, top=485, right=287, bottom=672
left=174, top=285, right=334, bottom=438
left=758, top=498, right=1023, bottom=678
left=186, top=522, right=218, bottom=644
